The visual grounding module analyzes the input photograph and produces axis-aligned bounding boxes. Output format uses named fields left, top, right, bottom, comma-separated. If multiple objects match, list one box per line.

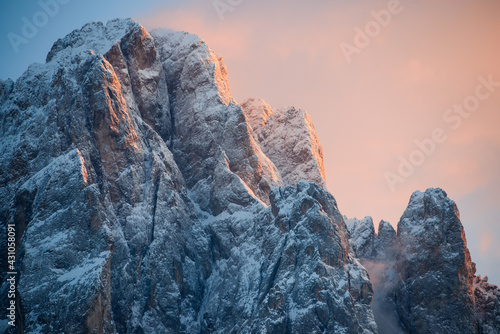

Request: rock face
left=0, top=19, right=211, bottom=333
left=348, top=189, right=500, bottom=334
left=474, top=276, right=500, bottom=333
left=345, top=217, right=397, bottom=261
left=150, top=31, right=283, bottom=215
left=346, top=216, right=376, bottom=259
left=199, top=181, right=377, bottom=333
left=241, top=98, right=327, bottom=189
left=0, top=18, right=498, bottom=334
left=394, top=189, right=477, bottom=333
left=0, top=19, right=377, bottom=333
left=346, top=217, right=402, bottom=333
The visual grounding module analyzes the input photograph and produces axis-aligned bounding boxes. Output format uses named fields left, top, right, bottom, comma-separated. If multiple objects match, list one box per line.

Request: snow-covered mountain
left=347, top=189, right=500, bottom=333
left=0, top=18, right=498, bottom=333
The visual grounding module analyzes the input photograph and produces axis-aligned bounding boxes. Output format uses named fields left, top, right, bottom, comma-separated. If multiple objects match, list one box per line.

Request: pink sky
left=139, top=0, right=500, bottom=282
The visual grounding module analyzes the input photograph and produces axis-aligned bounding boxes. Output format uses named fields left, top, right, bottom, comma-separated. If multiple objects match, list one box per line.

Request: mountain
left=347, top=189, right=500, bottom=333
left=0, top=18, right=498, bottom=334
left=241, top=98, right=327, bottom=189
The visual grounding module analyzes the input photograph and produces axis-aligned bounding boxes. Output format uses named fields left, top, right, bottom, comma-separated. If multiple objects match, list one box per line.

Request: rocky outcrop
left=345, top=217, right=396, bottom=262
left=241, top=98, right=327, bottom=188
left=0, top=19, right=212, bottom=333
left=348, top=189, right=500, bottom=333
left=151, top=31, right=283, bottom=215
left=474, top=275, right=500, bottom=333
left=198, top=181, right=377, bottom=333
left=394, top=188, right=477, bottom=333
left=346, top=217, right=401, bottom=333
left=346, top=216, right=376, bottom=259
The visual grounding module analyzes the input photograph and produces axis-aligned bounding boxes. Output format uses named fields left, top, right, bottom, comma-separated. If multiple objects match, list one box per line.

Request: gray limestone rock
left=0, top=18, right=377, bottom=334
left=241, top=98, right=327, bottom=189
left=347, top=189, right=500, bottom=333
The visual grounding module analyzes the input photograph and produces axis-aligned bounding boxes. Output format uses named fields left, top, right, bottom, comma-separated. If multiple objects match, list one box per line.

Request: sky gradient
left=1, top=0, right=499, bottom=282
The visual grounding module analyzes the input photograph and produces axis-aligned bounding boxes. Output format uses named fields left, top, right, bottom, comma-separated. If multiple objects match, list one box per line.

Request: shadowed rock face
left=474, top=275, right=500, bottom=333
left=348, top=189, right=500, bottom=334
left=346, top=217, right=402, bottom=334
left=198, top=182, right=377, bottom=333
left=0, top=19, right=210, bottom=333
left=0, top=19, right=378, bottom=333
left=394, top=188, right=477, bottom=333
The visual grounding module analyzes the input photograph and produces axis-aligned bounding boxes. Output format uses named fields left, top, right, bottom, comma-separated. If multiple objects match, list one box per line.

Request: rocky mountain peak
left=241, top=98, right=327, bottom=188
left=347, top=188, right=498, bottom=333
left=378, top=220, right=395, bottom=237
left=394, top=188, right=477, bottom=332
left=474, top=275, right=500, bottom=333
left=240, top=98, right=274, bottom=135
left=46, top=18, right=142, bottom=63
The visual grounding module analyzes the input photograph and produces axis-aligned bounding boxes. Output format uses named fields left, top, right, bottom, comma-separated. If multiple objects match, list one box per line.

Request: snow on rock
left=393, top=188, right=477, bottom=333
left=345, top=217, right=403, bottom=333
left=183, top=181, right=377, bottom=333
left=345, top=216, right=376, bottom=259
left=0, top=18, right=377, bottom=333
left=376, top=220, right=397, bottom=260
left=474, top=275, right=500, bottom=333
left=241, top=98, right=327, bottom=189
left=1, top=17, right=498, bottom=334
left=345, top=217, right=397, bottom=261
left=348, top=189, right=491, bottom=333
left=346, top=189, right=500, bottom=333
left=151, top=31, right=283, bottom=215
left=0, top=18, right=210, bottom=333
